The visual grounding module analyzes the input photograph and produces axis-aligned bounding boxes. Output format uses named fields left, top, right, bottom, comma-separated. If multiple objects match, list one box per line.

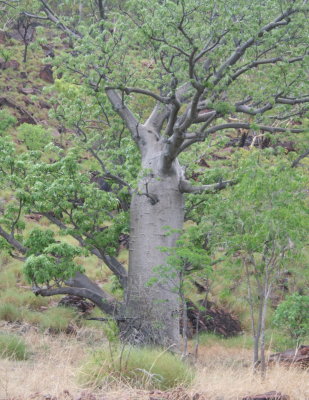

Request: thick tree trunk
left=123, top=141, right=184, bottom=348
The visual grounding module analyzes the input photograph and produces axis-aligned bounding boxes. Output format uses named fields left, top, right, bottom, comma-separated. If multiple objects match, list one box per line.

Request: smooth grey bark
left=122, top=129, right=185, bottom=347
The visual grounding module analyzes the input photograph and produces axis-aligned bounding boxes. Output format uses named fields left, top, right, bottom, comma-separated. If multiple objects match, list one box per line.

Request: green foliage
left=80, top=346, right=194, bottom=390
left=0, top=110, right=16, bottom=135
left=25, top=229, right=56, bottom=256
left=202, top=150, right=308, bottom=262
left=24, top=241, right=84, bottom=285
left=273, top=294, right=309, bottom=340
left=17, top=123, right=52, bottom=150
left=0, top=333, right=28, bottom=360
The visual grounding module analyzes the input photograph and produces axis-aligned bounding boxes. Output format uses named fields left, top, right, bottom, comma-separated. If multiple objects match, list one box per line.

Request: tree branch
left=203, top=122, right=304, bottom=135
left=116, top=87, right=172, bottom=104
left=212, top=8, right=297, bottom=86
left=291, top=148, right=309, bottom=168
left=38, top=0, right=81, bottom=38
left=33, top=285, right=118, bottom=315
left=105, top=89, right=141, bottom=145
left=41, top=212, right=128, bottom=288
left=0, top=225, right=27, bottom=254
left=179, top=179, right=236, bottom=194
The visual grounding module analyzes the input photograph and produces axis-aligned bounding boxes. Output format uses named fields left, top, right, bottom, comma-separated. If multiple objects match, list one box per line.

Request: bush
left=273, top=293, right=309, bottom=340
left=80, top=346, right=194, bottom=390
left=17, top=123, right=52, bottom=150
left=0, top=110, right=16, bottom=134
left=0, top=334, right=28, bottom=360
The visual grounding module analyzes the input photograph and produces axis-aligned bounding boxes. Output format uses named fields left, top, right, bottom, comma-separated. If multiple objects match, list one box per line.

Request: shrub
left=0, top=110, right=16, bottom=134
left=273, top=293, right=309, bottom=340
left=80, top=346, right=194, bottom=390
left=0, top=334, right=28, bottom=360
left=17, top=123, right=52, bottom=150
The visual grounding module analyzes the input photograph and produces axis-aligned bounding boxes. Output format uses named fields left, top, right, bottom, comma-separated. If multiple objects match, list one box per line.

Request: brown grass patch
left=0, top=328, right=308, bottom=400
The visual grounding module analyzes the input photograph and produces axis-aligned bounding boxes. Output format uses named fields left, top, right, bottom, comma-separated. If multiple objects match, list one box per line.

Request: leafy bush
left=0, top=333, right=28, bottom=360
left=273, top=293, right=309, bottom=340
left=0, top=110, right=16, bottom=135
left=17, top=123, right=52, bottom=150
left=80, top=346, right=194, bottom=390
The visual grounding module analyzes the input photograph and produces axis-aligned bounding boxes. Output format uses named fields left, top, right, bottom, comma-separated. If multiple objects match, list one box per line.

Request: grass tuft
left=39, top=307, right=77, bottom=333
left=79, top=345, right=194, bottom=390
left=0, top=303, right=22, bottom=322
left=0, top=333, right=28, bottom=360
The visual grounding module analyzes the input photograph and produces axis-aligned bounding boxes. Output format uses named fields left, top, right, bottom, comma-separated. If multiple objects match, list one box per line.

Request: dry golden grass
left=192, top=345, right=309, bottom=400
left=0, top=328, right=308, bottom=400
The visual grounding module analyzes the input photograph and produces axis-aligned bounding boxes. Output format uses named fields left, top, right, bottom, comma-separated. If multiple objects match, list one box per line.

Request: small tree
left=201, top=150, right=308, bottom=376
left=273, top=293, right=309, bottom=343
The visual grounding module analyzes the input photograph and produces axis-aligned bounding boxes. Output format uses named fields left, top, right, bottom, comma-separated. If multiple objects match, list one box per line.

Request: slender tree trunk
left=123, top=141, right=184, bottom=348
left=23, top=43, right=28, bottom=63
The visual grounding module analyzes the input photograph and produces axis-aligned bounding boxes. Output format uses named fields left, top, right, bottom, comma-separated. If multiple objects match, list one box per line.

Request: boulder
left=18, top=87, right=35, bottom=95
left=0, top=31, right=8, bottom=44
left=0, top=59, right=20, bottom=70
left=39, top=64, right=54, bottom=83
left=243, top=392, right=289, bottom=400
left=181, top=299, right=242, bottom=338
left=268, top=345, right=309, bottom=368
left=58, top=295, right=95, bottom=313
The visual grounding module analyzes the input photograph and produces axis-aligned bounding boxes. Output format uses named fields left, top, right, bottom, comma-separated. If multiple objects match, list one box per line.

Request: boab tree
left=0, top=0, right=308, bottom=347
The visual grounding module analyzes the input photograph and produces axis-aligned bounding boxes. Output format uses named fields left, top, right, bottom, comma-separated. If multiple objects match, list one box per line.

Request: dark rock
left=18, top=115, right=36, bottom=125
left=181, top=299, right=242, bottom=338
left=39, top=64, right=54, bottom=83
left=25, top=214, right=42, bottom=222
left=20, top=71, right=28, bottom=79
left=39, top=100, right=51, bottom=109
left=41, top=43, right=55, bottom=58
left=0, top=30, right=8, bottom=44
left=1, top=59, right=20, bottom=70
left=18, top=87, right=35, bottom=95
left=23, top=97, right=35, bottom=106
left=269, top=345, right=309, bottom=368
left=243, top=391, right=289, bottom=400
left=90, top=171, right=112, bottom=192
left=58, top=295, right=95, bottom=313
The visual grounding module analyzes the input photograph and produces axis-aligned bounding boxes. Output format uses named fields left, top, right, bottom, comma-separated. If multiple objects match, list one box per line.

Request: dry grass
left=0, top=330, right=84, bottom=398
left=192, top=345, right=309, bottom=400
left=0, top=328, right=308, bottom=400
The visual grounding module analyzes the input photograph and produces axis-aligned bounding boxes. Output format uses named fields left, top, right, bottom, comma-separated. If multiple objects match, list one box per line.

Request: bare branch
left=145, top=102, right=170, bottom=131
left=179, top=179, right=236, bottom=194
left=276, top=97, right=309, bottom=105
left=0, top=225, right=27, bottom=254
left=33, top=286, right=118, bottom=315
left=38, top=0, right=81, bottom=38
left=105, top=89, right=141, bottom=145
left=22, top=12, right=48, bottom=20
left=291, top=148, right=309, bottom=168
left=115, top=87, right=172, bottom=104
left=203, top=122, right=304, bottom=135
left=235, top=103, right=273, bottom=115
left=230, top=55, right=306, bottom=83
left=212, top=8, right=297, bottom=86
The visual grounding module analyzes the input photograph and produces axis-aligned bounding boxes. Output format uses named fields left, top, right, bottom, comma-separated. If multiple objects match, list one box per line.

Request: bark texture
left=122, top=130, right=184, bottom=347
